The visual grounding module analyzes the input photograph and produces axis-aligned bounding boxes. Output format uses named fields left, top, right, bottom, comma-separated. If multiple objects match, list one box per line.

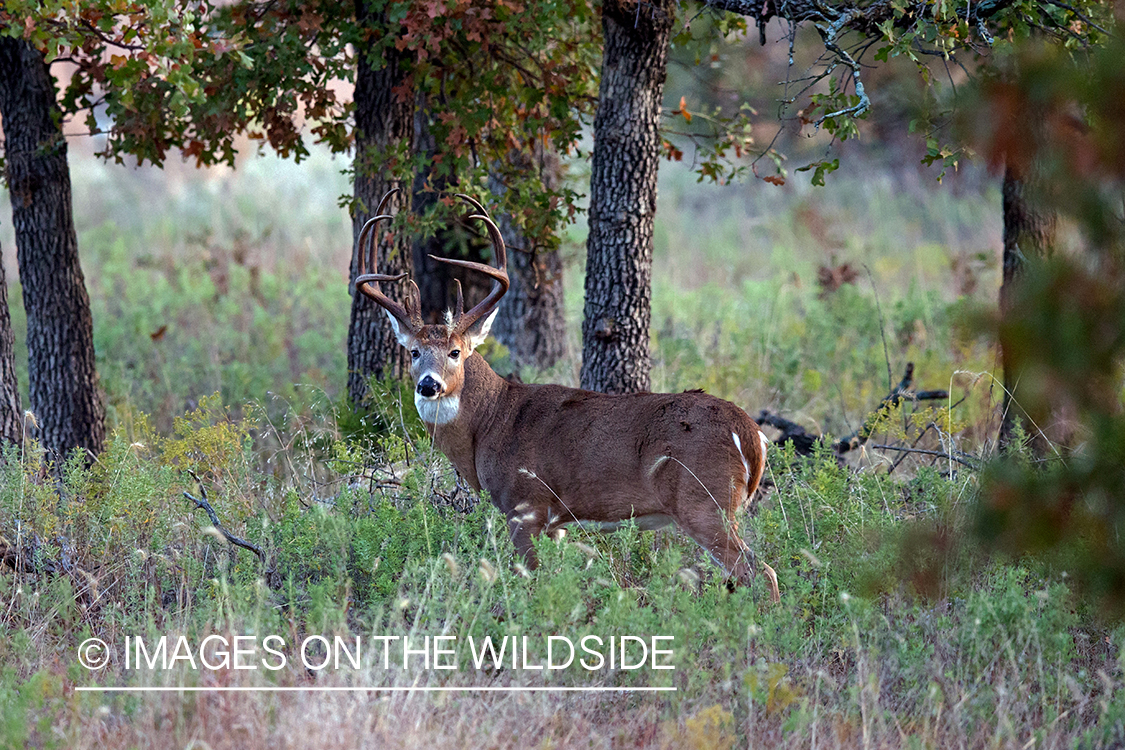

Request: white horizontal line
left=75, top=686, right=676, bottom=693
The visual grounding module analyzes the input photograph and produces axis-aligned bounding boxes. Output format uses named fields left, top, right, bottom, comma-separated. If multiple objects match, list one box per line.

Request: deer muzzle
left=417, top=374, right=445, bottom=399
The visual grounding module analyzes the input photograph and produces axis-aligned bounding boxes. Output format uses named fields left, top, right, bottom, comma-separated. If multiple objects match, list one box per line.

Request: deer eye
left=410, top=349, right=421, bottom=360
left=449, top=349, right=461, bottom=360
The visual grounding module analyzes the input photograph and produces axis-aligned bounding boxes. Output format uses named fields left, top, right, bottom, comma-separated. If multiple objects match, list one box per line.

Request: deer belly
left=561, top=513, right=675, bottom=532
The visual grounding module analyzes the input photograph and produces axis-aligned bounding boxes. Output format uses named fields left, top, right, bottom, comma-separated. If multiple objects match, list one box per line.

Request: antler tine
left=455, top=192, right=489, bottom=216
left=354, top=188, right=423, bottom=329
left=429, top=201, right=509, bottom=336
left=356, top=213, right=394, bottom=278
left=451, top=194, right=507, bottom=275
left=359, top=187, right=400, bottom=279
left=452, top=278, right=465, bottom=321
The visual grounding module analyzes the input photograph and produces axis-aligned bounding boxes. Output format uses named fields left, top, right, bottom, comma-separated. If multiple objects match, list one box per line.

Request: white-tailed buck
left=354, top=190, right=780, bottom=602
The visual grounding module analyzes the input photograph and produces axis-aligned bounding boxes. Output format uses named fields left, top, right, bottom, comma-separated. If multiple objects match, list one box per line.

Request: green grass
left=1, top=145, right=1120, bottom=748
left=1, top=408, right=1121, bottom=748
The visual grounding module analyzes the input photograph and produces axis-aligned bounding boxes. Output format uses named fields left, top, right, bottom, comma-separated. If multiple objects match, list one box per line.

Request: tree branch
left=184, top=472, right=270, bottom=572
left=871, top=443, right=980, bottom=469
left=835, top=362, right=950, bottom=453
left=700, top=0, right=1020, bottom=34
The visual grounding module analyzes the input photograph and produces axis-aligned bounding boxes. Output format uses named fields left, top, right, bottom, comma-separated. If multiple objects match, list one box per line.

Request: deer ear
left=464, top=308, right=499, bottom=352
left=383, top=308, right=414, bottom=348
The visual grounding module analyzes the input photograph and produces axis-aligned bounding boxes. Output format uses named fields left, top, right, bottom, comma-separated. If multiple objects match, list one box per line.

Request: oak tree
left=43, top=0, right=598, bottom=403
left=580, top=0, right=676, bottom=393
left=0, top=34, right=104, bottom=460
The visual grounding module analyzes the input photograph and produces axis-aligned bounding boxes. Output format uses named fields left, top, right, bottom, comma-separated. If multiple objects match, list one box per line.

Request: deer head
left=354, top=190, right=509, bottom=424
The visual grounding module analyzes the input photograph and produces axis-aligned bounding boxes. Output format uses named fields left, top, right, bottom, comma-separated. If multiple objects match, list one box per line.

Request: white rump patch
left=414, top=393, right=461, bottom=425
left=732, top=432, right=751, bottom=485
left=759, top=431, right=769, bottom=478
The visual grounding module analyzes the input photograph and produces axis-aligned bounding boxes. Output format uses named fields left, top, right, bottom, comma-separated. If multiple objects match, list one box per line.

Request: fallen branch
left=834, top=363, right=949, bottom=454
left=755, top=410, right=824, bottom=456
left=184, top=472, right=270, bottom=573
left=870, top=444, right=980, bottom=470
left=758, top=363, right=955, bottom=464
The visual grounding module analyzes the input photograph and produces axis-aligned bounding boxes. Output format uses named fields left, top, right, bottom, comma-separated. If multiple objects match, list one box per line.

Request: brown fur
left=410, top=332, right=779, bottom=602
left=359, top=193, right=778, bottom=601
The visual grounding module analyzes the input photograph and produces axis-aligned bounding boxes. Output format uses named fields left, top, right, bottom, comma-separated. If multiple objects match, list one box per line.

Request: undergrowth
left=1, top=388, right=1122, bottom=749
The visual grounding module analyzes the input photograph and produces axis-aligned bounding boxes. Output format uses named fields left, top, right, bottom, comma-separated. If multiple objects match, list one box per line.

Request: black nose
left=417, top=376, right=442, bottom=398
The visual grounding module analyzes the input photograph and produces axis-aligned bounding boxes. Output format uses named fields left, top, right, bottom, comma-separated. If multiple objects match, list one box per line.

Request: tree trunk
left=347, top=0, right=416, bottom=405
left=0, top=37, right=104, bottom=460
left=0, top=243, right=21, bottom=446
left=580, top=0, right=674, bottom=394
left=998, top=162, right=1057, bottom=452
left=489, top=151, right=568, bottom=372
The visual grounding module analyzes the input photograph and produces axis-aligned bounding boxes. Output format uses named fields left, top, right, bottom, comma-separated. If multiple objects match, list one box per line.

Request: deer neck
left=422, top=352, right=509, bottom=490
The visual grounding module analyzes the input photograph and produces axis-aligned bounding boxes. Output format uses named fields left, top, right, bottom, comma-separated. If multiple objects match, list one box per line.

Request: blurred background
left=0, top=110, right=1004, bottom=446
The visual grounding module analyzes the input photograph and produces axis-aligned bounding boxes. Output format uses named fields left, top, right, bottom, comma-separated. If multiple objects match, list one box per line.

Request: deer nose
left=417, top=375, right=444, bottom=399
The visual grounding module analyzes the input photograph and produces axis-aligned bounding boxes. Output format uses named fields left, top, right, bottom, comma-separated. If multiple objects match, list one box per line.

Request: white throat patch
left=415, top=393, right=461, bottom=425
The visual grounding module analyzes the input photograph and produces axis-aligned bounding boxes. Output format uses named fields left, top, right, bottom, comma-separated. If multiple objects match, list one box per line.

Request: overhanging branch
left=690, top=0, right=1089, bottom=145
left=700, top=0, right=1020, bottom=35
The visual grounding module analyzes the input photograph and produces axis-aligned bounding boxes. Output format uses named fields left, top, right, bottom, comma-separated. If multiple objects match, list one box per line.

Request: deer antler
left=354, top=188, right=423, bottom=330
left=429, top=193, right=510, bottom=336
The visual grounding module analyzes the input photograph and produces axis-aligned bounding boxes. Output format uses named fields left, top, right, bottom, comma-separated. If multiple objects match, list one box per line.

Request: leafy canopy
left=1, top=0, right=601, bottom=250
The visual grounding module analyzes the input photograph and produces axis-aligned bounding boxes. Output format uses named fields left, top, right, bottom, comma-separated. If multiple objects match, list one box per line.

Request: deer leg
left=506, top=504, right=546, bottom=571
left=677, top=508, right=751, bottom=582
left=678, top=509, right=780, bottom=602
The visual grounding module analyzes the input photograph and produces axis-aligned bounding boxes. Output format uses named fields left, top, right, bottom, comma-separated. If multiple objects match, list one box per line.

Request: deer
left=353, top=190, right=780, bottom=603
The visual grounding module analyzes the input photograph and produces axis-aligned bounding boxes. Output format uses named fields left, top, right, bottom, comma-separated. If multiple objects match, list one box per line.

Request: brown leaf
left=676, top=95, right=692, bottom=123
left=816, top=263, right=859, bottom=298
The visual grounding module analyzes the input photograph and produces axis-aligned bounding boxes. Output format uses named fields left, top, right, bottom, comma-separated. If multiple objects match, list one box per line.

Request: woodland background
left=1, top=0, right=1125, bottom=747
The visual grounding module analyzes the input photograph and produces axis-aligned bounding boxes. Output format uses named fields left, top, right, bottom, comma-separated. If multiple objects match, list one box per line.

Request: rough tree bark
left=0, top=37, right=104, bottom=460
left=488, top=149, right=567, bottom=371
left=410, top=106, right=492, bottom=323
left=490, top=211, right=568, bottom=372
left=998, top=161, right=1057, bottom=452
left=0, top=243, right=21, bottom=446
left=347, top=0, right=416, bottom=405
left=580, top=0, right=675, bottom=394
